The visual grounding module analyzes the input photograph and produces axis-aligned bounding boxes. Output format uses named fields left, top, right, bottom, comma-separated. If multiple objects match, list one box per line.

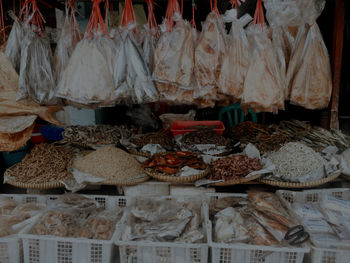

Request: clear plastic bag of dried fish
left=218, top=9, right=251, bottom=101
left=56, top=0, right=117, bottom=107
left=118, top=197, right=205, bottom=243
left=193, top=1, right=227, bottom=108
left=113, top=0, right=158, bottom=105
left=153, top=0, right=196, bottom=105
left=54, top=0, right=83, bottom=84
left=17, top=1, right=57, bottom=105
left=5, top=11, right=22, bottom=73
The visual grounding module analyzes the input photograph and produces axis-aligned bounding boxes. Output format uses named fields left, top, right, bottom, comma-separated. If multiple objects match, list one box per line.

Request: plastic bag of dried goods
left=113, top=0, right=158, bottom=105
left=5, top=11, right=22, bottom=73
left=288, top=23, right=332, bottom=109
left=194, top=0, right=227, bottom=105
left=153, top=0, right=195, bottom=89
left=17, top=1, right=57, bottom=105
left=242, top=24, right=284, bottom=113
left=218, top=10, right=251, bottom=101
left=56, top=0, right=117, bottom=107
left=141, top=0, right=159, bottom=71
left=54, top=0, right=83, bottom=84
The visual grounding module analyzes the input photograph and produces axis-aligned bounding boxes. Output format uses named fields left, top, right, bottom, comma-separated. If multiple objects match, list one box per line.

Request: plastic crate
left=206, top=193, right=309, bottom=263
left=276, top=188, right=350, bottom=263
left=170, top=121, right=225, bottom=136
left=20, top=195, right=128, bottom=263
left=114, top=195, right=209, bottom=263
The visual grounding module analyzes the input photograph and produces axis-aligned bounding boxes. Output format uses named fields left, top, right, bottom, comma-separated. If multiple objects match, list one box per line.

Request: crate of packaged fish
left=277, top=188, right=350, bottom=263
left=114, top=195, right=209, bottom=263
left=206, top=193, right=309, bottom=263
left=20, top=194, right=128, bottom=263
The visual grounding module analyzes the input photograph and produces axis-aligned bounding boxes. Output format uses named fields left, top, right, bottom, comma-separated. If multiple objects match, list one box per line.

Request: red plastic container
left=30, top=124, right=47, bottom=144
left=170, top=121, right=225, bottom=136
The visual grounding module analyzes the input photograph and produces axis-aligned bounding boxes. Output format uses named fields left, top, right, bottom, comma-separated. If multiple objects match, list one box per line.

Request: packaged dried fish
left=113, top=0, right=158, bottom=105
left=54, top=0, right=83, bottom=84
left=56, top=0, right=117, bottom=107
left=5, top=11, right=22, bottom=73
left=17, top=1, right=57, bottom=105
left=194, top=1, right=227, bottom=106
left=218, top=10, right=251, bottom=100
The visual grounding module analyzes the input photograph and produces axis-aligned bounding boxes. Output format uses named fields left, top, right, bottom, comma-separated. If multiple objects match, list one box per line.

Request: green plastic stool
left=218, top=104, right=258, bottom=128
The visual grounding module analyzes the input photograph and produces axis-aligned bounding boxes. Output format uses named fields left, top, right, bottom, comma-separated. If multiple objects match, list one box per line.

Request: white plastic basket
left=114, top=195, right=209, bottom=263
left=0, top=194, right=61, bottom=263
left=206, top=193, right=309, bottom=263
left=20, top=195, right=128, bottom=263
left=276, top=188, right=350, bottom=263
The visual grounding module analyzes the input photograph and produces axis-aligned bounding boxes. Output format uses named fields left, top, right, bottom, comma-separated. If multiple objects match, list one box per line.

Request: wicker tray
left=5, top=180, right=64, bottom=190
left=211, top=173, right=264, bottom=186
left=257, top=172, right=341, bottom=189
left=145, top=166, right=210, bottom=183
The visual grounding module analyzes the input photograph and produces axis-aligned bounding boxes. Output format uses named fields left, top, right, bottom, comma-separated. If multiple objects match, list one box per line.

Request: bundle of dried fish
left=210, top=155, right=263, bottom=181
left=4, top=143, right=73, bottom=184
left=130, top=130, right=174, bottom=150
left=5, top=12, right=22, bottom=73
left=62, top=125, right=130, bottom=147
left=120, top=198, right=204, bottom=243
left=267, top=142, right=327, bottom=182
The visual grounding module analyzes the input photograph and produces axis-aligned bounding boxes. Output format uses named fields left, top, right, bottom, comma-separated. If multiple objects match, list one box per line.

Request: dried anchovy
left=130, top=130, right=174, bottom=150
left=210, top=155, right=263, bottom=181
left=181, top=129, right=231, bottom=147
left=5, top=143, right=73, bottom=184
left=62, top=125, right=131, bottom=146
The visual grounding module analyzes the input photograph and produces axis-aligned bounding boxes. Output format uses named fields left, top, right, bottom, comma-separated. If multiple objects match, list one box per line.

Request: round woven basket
left=145, top=166, right=210, bottom=183
left=211, top=173, right=264, bottom=186
left=101, top=174, right=151, bottom=186
left=257, top=172, right=341, bottom=189
left=5, top=180, right=64, bottom=190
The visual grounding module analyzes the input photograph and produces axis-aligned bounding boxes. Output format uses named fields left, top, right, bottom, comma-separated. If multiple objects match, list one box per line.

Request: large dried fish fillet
left=0, top=123, right=34, bottom=152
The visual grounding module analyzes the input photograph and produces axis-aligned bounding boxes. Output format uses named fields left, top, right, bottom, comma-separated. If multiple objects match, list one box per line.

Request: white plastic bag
left=5, top=11, right=22, bottom=73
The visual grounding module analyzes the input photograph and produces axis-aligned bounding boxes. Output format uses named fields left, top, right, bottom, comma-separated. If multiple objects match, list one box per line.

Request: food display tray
left=19, top=195, right=128, bottom=263
left=205, top=193, right=309, bottom=263
left=114, top=195, right=209, bottom=263
left=170, top=121, right=225, bottom=136
left=277, top=188, right=350, bottom=263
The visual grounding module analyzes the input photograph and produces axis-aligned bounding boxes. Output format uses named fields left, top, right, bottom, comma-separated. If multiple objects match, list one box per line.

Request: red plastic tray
left=170, top=121, right=225, bottom=136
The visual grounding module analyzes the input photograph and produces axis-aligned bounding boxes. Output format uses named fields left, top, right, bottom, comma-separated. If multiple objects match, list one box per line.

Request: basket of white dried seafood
left=0, top=194, right=56, bottom=263
left=277, top=188, right=350, bottom=263
left=206, top=192, right=309, bottom=263
left=258, top=142, right=342, bottom=188
left=20, top=194, right=128, bottom=263
left=114, top=196, right=209, bottom=263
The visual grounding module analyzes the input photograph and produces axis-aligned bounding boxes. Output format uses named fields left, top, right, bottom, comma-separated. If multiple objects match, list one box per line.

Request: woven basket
left=257, top=172, right=341, bottom=189
left=145, top=167, right=210, bottom=183
left=211, top=173, right=264, bottom=186
left=5, top=180, right=64, bottom=190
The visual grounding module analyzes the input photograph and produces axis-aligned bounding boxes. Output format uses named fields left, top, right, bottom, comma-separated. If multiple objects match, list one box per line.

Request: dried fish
left=130, top=130, right=174, bottom=150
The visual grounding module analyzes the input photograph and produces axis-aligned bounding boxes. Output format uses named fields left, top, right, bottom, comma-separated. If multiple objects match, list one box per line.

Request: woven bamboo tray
left=257, top=172, right=341, bottom=189
left=145, top=166, right=210, bottom=183
left=211, top=173, right=264, bottom=186
left=5, top=180, right=64, bottom=190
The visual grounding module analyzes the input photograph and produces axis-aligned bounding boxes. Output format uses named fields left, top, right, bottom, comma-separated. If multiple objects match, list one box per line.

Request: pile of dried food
left=73, top=146, right=145, bottom=182
left=4, top=143, right=73, bottom=184
left=180, top=129, right=232, bottom=148
left=30, top=195, right=123, bottom=240
left=130, top=130, right=174, bottom=150
left=143, top=151, right=207, bottom=175
left=210, top=192, right=294, bottom=246
left=62, top=125, right=131, bottom=147
left=118, top=197, right=205, bottom=243
left=210, top=155, right=263, bottom=181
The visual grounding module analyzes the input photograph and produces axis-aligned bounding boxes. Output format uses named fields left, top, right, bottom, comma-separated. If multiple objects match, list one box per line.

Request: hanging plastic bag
left=193, top=0, right=227, bottom=107
left=218, top=9, right=251, bottom=101
left=17, top=0, right=57, bottom=105
left=242, top=24, right=284, bottom=113
left=152, top=0, right=195, bottom=104
left=54, top=0, right=83, bottom=84
left=113, top=0, right=157, bottom=105
left=56, top=0, right=117, bottom=107
left=5, top=11, right=22, bottom=73
left=141, top=0, right=159, bottom=71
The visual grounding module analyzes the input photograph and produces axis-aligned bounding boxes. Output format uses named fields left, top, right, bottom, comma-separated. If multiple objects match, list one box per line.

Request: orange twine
left=165, top=0, right=180, bottom=32
left=253, top=0, right=265, bottom=30
left=86, top=0, right=109, bottom=37
left=230, top=0, right=242, bottom=9
left=0, top=0, right=5, bottom=42
left=121, top=0, right=138, bottom=34
left=190, top=0, right=197, bottom=29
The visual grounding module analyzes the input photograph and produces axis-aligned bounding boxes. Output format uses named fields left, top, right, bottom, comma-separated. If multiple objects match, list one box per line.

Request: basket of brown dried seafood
left=143, top=151, right=210, bottom=183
